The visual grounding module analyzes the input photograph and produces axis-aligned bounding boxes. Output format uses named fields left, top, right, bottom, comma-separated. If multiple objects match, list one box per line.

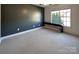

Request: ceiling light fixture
left=39, top=4, right=53, bottom=6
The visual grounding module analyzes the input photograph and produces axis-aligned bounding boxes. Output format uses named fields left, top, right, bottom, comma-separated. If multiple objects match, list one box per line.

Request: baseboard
left=0, top=27, right=42, bottom=44
left=0, top=40, right=1, bottom=44
left=64, top=31, right=79, bottom=37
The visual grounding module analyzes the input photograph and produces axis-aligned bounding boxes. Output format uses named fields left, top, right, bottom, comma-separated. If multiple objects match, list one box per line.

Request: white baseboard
left=0, top=27, right=42, bottom=44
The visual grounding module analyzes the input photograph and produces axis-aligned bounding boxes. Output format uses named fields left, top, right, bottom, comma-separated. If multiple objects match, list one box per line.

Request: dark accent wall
left=1, top=4, right=44, bottom=37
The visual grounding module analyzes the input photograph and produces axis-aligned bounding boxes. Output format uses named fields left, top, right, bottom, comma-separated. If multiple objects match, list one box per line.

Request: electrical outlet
left=17, top=28, right=20, bottom=31
left=33, top=25, right=35, bottom=28
left=39, top=24, right=40, bottom=26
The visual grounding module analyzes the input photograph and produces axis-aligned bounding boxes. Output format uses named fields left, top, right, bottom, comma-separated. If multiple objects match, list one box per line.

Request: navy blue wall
left=1, top=4, right=44, bottom=37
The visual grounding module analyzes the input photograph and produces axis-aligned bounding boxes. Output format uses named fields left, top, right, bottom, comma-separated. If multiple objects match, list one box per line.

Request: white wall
left=0, top=4, right=1, bottom=37
left=45, top=4, right=79, bottom=36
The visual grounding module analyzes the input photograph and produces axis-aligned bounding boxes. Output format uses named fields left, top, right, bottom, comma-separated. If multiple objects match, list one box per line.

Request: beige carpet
left=0, top=28, right=79, bottom=54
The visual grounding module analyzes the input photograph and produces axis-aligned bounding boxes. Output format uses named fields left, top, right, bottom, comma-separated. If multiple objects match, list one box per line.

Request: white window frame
left=51, top=9, right=71, bottom=27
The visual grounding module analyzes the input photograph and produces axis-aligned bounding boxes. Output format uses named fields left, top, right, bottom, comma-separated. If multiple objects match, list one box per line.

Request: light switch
left=17, top=28, right=20, bottom=31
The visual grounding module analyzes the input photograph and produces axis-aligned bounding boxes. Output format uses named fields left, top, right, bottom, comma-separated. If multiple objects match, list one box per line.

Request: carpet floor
left=0, top=28, right=79, bottom=54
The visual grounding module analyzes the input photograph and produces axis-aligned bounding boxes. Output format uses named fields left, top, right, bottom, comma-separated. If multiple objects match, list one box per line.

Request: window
left=51, top=9, right=71, bottom=27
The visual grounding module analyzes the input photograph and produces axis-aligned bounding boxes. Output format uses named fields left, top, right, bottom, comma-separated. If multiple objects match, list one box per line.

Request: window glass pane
left=52, top=11, right=59, bottom=15
left=67, top=22, right=70, bottom=27
left=60, top=13, right=67, bottom=17
left=67, top=17, right=70, bottom=21
left=61, top=17, right=66, bottom=20
left=52, top=11, right=56, bottom=15
left=67, top=12, right=70, bottom=16
left=63, top=22, right=67, bottom=26
left=60, top=12, right=64, bottom=17
left=52, top=11, right=56, bottom=14
left=64, top=13, right=67, bottom=16
left=64, top=17, right=67, bottom=21
left=61, top=17, right=64, bottom=24
left=61, top=17, right=64, bottom=22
